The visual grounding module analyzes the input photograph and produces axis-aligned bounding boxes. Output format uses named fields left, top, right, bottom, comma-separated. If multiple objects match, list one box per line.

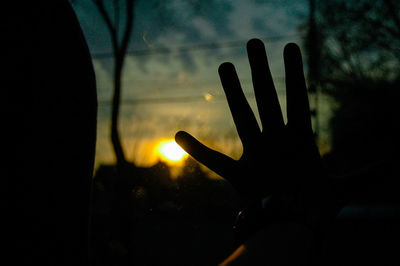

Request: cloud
left=73, top=0, right=309, bottom=167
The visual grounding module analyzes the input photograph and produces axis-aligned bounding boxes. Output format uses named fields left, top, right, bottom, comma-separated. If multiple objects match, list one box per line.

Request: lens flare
left=156, top=139, right=188, bottom=164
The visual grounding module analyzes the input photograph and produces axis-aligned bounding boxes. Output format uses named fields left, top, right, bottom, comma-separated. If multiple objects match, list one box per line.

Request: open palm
left=176, top=39, right=338, bottom=228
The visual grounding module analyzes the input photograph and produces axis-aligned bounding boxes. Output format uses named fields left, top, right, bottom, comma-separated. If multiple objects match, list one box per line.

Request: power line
left=98, top=86, right=317, bottom=106
left=96, top=77, right=297, bottom=106
left=98, top=93, right=253, bottom=106
left=98, top=89, right=292, bottom=106
left=95, top=73, right=292, bottom=106
left=92, top=34, right=301, bottom=59
left=96, top=77, right=286, bottom=91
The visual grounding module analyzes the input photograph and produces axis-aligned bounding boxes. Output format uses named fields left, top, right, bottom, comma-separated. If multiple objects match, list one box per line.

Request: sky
left=71, top=0, right=332, bottom=168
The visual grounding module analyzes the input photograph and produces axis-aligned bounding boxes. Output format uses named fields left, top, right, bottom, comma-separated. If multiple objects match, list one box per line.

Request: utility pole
left=305, top=0, right=321, bottom=141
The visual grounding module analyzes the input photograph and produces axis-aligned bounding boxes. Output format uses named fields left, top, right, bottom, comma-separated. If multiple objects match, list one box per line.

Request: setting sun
left=156, top=139, right=188, bottom=164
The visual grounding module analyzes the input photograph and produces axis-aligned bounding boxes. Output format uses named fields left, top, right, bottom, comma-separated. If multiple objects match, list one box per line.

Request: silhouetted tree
left=71, top=0, right=135, bottom=166
left=303, top=0, right=323, bottom=138
left=317, top=0, right=400, bottom=82
left=70, top=0, right=234, bottom=168
left=91, top=0, right=135, bottom=166
left=309, top=0, right=400, bottom=172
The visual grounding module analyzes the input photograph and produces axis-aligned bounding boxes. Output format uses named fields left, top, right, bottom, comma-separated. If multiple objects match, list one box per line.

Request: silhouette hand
left=176, top=39, right=338, bottom=227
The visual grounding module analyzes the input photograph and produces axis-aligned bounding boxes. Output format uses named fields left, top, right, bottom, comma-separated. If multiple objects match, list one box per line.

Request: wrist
left=233, top=193, right=319, bottom=245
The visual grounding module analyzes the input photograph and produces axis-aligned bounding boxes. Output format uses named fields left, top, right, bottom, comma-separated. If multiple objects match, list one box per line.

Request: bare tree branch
left=89, top=0, right=135, bottom=165
left=92, top=0, right=119, bottom=54
left=383, top=0, right=400, bottom=34
left=119, top=0, right=135, bottom=59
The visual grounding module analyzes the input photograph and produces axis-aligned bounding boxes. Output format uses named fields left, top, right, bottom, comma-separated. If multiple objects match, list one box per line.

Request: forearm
left=221, top=222, right=317, bottom=265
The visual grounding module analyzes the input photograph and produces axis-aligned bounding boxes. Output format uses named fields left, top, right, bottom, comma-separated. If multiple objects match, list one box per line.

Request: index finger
left=219, top=62, right=261, bottom=149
